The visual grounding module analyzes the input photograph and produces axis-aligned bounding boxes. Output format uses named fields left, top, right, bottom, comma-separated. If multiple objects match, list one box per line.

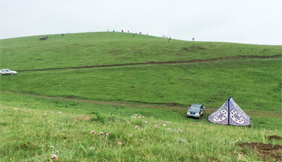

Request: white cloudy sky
left=0, top=0, right=281, bottom=45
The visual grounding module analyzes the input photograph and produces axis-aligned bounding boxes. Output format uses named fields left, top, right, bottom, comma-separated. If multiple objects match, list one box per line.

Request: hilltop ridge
left=1, top=32, right=281, bottom=71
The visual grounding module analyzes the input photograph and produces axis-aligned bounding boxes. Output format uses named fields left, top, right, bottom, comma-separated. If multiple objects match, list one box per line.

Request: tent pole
left=228, top=97, right=231, bottom=125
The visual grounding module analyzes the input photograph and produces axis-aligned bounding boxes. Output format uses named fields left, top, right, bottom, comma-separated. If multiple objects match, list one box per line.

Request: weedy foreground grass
left=1, top=105, right=281, bottom=161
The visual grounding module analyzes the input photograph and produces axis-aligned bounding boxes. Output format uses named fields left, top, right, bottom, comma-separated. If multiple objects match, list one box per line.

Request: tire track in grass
left=18, top=55, right=281, bottom=72
left=4, top=55, right=281, bottom=117
left=1, top=91, right=186, bottom=110
left=1, top=91, right=280, bottom=117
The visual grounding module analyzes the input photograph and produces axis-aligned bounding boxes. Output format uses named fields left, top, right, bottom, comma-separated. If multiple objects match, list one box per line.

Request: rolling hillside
left=1, top=32, right=281, bottom=111
left=1, top=32, right=282, bottom=161
left=1, top=32, right=281, bottom=70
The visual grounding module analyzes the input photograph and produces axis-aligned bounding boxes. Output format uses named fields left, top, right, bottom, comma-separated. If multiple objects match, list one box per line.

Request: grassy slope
left=1, top=104, right=281, bottom=162
left=0, top=32, right=281, bottom=111
left=0, top=32, right=281, bottom=161
left=0, top=59, right=281, bottom=112
left=0, top=91, right=280, bottom=130
left=1, top=32, right=281, bottom=70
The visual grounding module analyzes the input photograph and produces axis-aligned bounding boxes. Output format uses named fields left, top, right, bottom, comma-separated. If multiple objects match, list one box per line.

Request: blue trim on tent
left=227, top=97, right=232, bottom=125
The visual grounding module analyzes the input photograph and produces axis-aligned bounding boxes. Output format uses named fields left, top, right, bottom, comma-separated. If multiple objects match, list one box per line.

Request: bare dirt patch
left=268, top=135, right=282, bottom=140
left=190, top=45, right=206, bottom=50
left=239, top=142, right=282, bottom=161
left=166, top=103, right=181, bottom=106
left=67, top=95, right=75, bottom=99
left=182, top=47, right=189, bottom=51
left=71, top=115, right=93, bottom=122
left=197, top=46, right=205, bottom=50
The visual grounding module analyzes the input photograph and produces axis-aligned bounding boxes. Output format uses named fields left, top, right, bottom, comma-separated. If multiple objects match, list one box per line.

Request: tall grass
left=0, top=91, right=280, bottom=130
left=1, top=105, right=281, bottom=161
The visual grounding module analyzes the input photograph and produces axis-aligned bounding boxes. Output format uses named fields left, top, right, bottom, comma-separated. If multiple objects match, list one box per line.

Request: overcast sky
left=0, top=0, right=281, bottom=45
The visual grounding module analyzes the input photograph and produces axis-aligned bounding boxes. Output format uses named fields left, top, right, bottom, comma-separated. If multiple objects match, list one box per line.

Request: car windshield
left=189, top=106, right=200, bottom=111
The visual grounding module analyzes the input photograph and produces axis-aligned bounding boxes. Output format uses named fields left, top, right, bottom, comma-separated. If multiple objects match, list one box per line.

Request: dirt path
left=18, top=55, right=281, bottom=72
left=3, top=55, right=281, bottom=117
left=2, top=91, right=280, bottom=117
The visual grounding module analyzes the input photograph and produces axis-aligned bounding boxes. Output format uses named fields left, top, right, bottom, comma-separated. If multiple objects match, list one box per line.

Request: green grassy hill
left=1, top=32, right=281, bottom=70
left=1, top=32, right=281, bottom=111
left=0, top=32, right=281, bottom=161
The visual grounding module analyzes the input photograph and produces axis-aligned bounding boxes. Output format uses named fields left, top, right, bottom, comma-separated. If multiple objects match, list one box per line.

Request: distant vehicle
left=0, top=69, right=17, bottom=75
left=187, top=104, right=205, bottom=119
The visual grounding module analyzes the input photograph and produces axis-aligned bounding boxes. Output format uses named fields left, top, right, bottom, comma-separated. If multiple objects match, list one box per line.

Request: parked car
left=0, top=69, right=17, bottom=75
left=187, top=104, right=205, bottom=119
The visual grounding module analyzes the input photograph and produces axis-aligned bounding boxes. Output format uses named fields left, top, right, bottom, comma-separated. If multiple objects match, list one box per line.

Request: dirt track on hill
left=5, top=55, right=282, bottom=117
left=2, top=91, right=281, bottom=117
left=18, top=55, right=281, bottom=72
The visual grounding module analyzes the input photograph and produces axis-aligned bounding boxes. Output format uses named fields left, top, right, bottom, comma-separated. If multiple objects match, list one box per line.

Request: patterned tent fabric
left=208, top=97, right=252, bottom=126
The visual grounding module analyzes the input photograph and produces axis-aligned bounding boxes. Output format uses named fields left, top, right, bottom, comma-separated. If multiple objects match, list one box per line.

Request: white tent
left=208, top=97, right=252, bottom=126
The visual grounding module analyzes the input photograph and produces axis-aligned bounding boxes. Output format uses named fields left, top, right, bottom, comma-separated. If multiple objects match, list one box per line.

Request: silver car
left=187, top=104, right=205, bottom=119
left=0, top=69, right=17, bottom=75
